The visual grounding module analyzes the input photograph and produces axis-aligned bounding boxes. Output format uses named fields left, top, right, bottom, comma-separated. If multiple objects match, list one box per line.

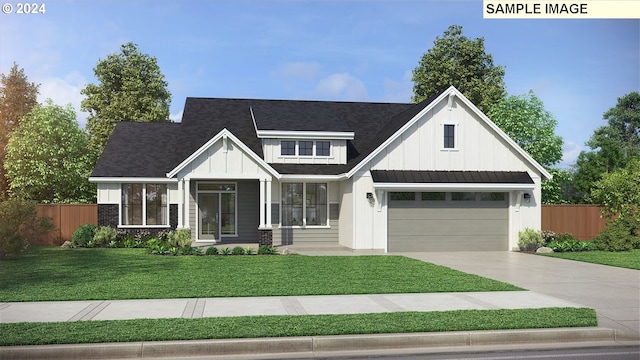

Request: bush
left=555, top=232, right=576, bottom=242
left=0, top=198, right=53, bottom=258
left=245, top=246, right=254, bottom=255
left=72, top=223, right=96, bottom=248
left=518, top=228, right=544, bottom=252
left=232, top=246, right=245, bottom=255
left=258, top=245, right=278, bottom=255
left=168, top=229, right=192, bottom=249
left=541, top=230, right=556, bottom=244
left=205, top=246, right=219, bottom=255
left=593, top=216, right=637, bottom=251
left=547, top=240, right=596, bottom=252
left=93, top=226, right=116, bottom=246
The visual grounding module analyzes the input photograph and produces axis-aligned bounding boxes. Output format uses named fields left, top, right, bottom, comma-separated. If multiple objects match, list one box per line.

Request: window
left=316, top=141, right=330, bottom=156
left=452, top=192, right=475, bottom=201
left=281, top=141, right=296, bottom=156
left=281, top=183, right=328, bottom=226
left=390, top=192, right=415, bottom=201
left=122, top=184, right=167, bottom=226
left=299, top=141, right=313, bottom=156
left=480, top=192, right=506, bottom=201
left=422, top=192, right=446, bottom=201
left=444, top=124, right=455, bottom=149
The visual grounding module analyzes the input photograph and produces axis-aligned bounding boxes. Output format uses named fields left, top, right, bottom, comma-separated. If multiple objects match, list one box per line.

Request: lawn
left=541, top=249, right=640, bottom=270
left=0, top=308, right=597, bottom=346
left=0, top=247, right=522, bottom=302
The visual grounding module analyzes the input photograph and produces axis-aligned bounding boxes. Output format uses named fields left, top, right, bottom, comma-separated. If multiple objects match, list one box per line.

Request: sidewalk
left=0, top=291, right=584, bottom=323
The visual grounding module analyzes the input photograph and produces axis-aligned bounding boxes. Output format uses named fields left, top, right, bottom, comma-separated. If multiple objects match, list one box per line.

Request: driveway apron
left=394, top=251, right=640, bottom=337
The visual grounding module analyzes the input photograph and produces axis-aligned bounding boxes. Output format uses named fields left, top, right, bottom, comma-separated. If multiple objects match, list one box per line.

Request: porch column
left=177, top=179, right=184, bottom=228
left=184, top=179, right=190, bottom=229
left=266, top=179, right=272, bottom=228
left=259, top=179, right=266, bottom=228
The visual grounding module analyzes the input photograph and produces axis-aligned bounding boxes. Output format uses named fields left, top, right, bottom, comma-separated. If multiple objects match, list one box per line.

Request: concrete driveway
left=393, top=251, right=639, bottom=337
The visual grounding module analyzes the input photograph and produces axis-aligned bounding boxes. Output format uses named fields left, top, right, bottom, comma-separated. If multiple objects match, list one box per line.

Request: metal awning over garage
left=371, top=170, right=535, bottom=191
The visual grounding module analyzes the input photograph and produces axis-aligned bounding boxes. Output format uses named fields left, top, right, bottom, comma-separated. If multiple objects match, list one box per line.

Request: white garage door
left=388, top=192, right=508, bottom=252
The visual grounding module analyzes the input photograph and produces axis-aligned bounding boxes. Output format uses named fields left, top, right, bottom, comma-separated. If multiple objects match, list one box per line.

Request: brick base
left=258, top=229, right=273, bottom=247
left=97, top=203, right=178, bottom=236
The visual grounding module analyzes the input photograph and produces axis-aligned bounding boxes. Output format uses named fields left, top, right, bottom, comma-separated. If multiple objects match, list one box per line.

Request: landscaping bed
left=0, top=308, right=597, bottom=346
left=0, top=247, right=522, bottom=302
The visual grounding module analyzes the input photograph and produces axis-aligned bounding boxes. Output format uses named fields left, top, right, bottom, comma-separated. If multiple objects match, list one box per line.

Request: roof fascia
left=256, top=130, right=355, bottom=140
left=89, top=177, right=178, bottom=183
left=166, top=128, right=281, bottom=179
left=347, top=86, right=552, bottom=180
left=279, top=173, right=348, bottom=181
left=373, top=182, right=535, bottom=191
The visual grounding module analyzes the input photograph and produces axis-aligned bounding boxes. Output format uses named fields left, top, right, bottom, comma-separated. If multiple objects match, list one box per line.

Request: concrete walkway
left=0, top=291, right=584, bottom=323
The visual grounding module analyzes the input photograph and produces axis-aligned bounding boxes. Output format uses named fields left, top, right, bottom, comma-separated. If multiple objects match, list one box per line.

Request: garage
left=387, top=191, right=508, bottom=252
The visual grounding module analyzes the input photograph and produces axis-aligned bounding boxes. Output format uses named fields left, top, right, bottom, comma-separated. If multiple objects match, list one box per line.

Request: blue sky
left=1, top=0, right=638, bottom=168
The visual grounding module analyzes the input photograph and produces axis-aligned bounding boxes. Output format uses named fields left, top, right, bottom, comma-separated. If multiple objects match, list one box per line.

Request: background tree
left=412, top=25, right=505, bottom=113
left=81, top=42, right=172, bottom=153
left=487, top=91, right=568, bottom=203
left=572, top=92, right=640, bottom=202
left=4, top=100, right=96, bottom=203
left=0, top=63, right=39, bottom=200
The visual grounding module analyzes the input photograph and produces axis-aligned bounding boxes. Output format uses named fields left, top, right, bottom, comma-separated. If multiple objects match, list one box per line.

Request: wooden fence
left=35, top=204, right=97, bottom=245
left=541, top=205, right=606, bottom=240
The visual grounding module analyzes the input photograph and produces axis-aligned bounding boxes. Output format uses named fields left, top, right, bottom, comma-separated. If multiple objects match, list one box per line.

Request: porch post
left=184, top=179, right=190, bottom=229
left=177, top=179, right=184, bottom=228
left=259, top=179, right=266, bottom=228
left=266, top=179, right=272, bottom=228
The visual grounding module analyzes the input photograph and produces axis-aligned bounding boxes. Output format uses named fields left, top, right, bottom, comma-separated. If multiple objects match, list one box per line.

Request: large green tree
left=81, top=42, right=172, bottom=152
left=487, top=91, right=568, bottom=204
left=4, top=100, right=95, bottom=203
left=412, top=25, right=505, bottom=113
left=0, top=63, right=40, bottom=200
left=572, top=92, right=640, bottom=202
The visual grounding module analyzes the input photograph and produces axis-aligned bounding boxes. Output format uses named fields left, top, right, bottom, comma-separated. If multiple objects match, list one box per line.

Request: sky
left=1, top=0, right=638, bottom=168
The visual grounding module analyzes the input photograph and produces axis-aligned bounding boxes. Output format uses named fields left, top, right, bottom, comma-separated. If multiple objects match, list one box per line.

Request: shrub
left=258, top=245, right=278, bottom=255
left=180, top=246, right=193, bottom=255
left=0, top=198, right=53, bottom=258
left=72, top=223, right=96, bottom=248
left=93, top=226, right=116, bottom=246
left=555, top=232, right=576, bottom=242
left=518, top=228, right=543, bottom=252
left=134, top=229, right=152, bottom=242
left=245, top=246, right=254, bottom=255
left=547, top=240, right=596, bottom=252
left=541, top=230, right=556, bottom=244
left=193, top=247, right=203, bottom=256
left=221, top=247, right=231, bottom=255
left=593, top=216, right=637, bottom=251
left=205, top=246, right=219, bottom=255
left=108, top=240, right=118, bottom=248
left=232, top=246, right=245, bottom=255
left=168, top=229, right=192, bottom=249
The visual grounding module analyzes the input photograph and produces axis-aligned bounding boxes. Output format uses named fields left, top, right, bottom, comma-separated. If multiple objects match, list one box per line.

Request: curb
left=1, top=328, right=638, bottom=360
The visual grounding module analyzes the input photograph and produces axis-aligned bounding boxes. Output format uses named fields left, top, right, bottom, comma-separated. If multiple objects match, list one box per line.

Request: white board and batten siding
left=261, top=139, right=347, bottom=164
left=350, top=96, right=543, bottom=251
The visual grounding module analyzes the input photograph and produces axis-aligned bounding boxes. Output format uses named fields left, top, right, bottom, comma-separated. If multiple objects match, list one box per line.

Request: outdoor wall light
left=523, top=193, right=531, bottom=203
left=366, top=192, right=375, bottom=204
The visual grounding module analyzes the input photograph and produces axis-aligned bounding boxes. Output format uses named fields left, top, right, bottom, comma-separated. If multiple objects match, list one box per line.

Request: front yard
left=0, top=247, right=521, bottom=302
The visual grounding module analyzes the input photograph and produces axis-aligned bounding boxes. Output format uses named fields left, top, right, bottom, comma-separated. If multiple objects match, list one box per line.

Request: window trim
left=279, top=182, right=330, bottom=228
left=195, top=181, right=238, bottom=240
left=279, top=140, right=333, bottom=158
left=441, top=123, right=459, bottom=151
left=119, top=183, right=169, bottom=228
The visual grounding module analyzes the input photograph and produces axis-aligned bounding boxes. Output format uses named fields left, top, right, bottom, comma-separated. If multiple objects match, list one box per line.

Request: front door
left=199, top=193, right=219, bottom=240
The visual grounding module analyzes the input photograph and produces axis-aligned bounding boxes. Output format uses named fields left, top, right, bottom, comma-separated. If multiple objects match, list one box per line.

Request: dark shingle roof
left=370, top=170, right=534, bottom=184
left=92, top=95, right=439, bottom=178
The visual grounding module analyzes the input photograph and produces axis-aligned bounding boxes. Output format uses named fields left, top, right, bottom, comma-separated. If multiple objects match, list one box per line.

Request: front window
left=281, top=141, right=296, bottom=156
left=316, top=141, right=330, bottom=156
left=122, top=183, right=167, bottom=226
left=444, top=124, right=455, bottom=148
left=281, top=183, right=328, bottom=226
left=299, top=141, right=313, bottom=156
left=452, top=192, right=475, bottom=201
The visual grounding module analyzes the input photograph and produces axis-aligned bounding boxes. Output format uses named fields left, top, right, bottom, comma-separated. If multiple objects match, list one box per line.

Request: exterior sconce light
left=523, top=193, right=531, bottom=203
left=366, top=192, right=375, bottom=204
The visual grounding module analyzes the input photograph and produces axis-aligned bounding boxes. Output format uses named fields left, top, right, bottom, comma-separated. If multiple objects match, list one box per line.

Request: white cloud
left=559, top=140, right=584, bottom=168
left=313, top=73, right=369, bottom=101
left=36, top=71, right=89, bottom=128
left=272, top=61, right=321, bottom=82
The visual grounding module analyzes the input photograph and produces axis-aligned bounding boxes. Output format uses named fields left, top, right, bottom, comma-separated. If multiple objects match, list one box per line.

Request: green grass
left=0, top=308, right=597, bottom=346
left=0, top=247, right=522, bottom=301
left=541, top=249, right=640, bottom=270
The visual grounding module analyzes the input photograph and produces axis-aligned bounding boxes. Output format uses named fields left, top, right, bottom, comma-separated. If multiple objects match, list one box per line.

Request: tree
left=4, top=100, right=96, bottom=203
left=0, top=63, right=39, bottom=200
left=0, top=198, right=53, bottom=258
left=412, top=25, right=505, bottom=113
left=81, top=42, right=171, bottom=152
left=487, top=91, right=566, bottom=204
left=572, top=92, right=640, bottom=202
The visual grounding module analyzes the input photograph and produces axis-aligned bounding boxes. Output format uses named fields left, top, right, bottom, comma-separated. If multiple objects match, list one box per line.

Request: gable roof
left=90, top=87, right=550, bottom=180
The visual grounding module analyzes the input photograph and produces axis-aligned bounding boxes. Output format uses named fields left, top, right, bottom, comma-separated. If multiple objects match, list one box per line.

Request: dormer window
left=281, top=141, right=296, bottom=156
left=316, top=141, right=330, bottom=156
left=299, top=141, right=313, bottom=156
left=280, top=140, right=332, bottom=157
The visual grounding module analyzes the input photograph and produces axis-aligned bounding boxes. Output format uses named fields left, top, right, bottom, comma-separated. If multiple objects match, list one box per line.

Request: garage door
left=388, top=192, right=508, bottom=252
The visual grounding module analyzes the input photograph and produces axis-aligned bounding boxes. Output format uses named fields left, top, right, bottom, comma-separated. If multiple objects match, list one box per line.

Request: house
left=89, top=86, right=551, bottom=252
